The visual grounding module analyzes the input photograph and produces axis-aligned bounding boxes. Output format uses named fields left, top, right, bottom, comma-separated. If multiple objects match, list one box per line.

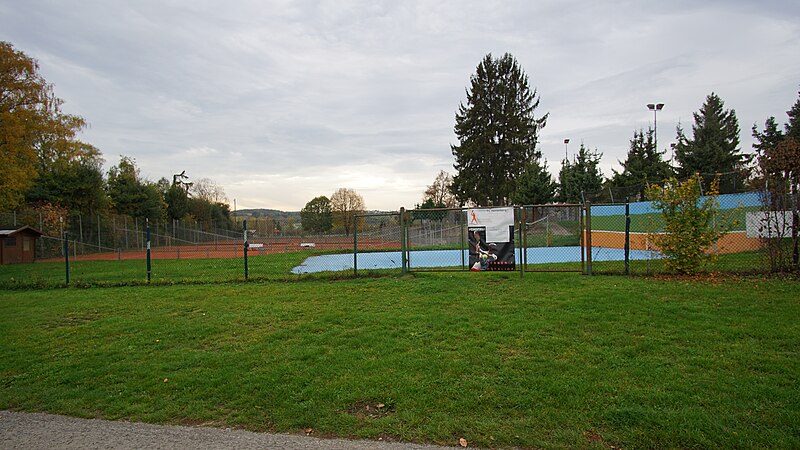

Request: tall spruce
left=451, top=53, right=548, bottom=206
left=610, top=128, right=673, bottom=200
left=512, top=159, right=557, bottom=205
left=558, top=144, right=603, bottom=203
left=786, top=88, right=800, bottom=140
left=674, top=93, right=747, bottom=193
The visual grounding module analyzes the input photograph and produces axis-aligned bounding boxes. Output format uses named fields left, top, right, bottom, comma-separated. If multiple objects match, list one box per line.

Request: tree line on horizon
left=3, top=42, right=798, bottom=239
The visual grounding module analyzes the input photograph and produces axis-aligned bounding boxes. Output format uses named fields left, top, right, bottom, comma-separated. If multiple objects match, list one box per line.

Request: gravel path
left=0, top=411, right=457, bottom=450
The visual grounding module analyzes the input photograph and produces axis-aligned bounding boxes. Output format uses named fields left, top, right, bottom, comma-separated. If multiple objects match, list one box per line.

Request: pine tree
left=752, top=116, right=785, bottom=154
left=558, top=144, right=603, bottom=203
left=611, top=128, right=673, bottom=200
left=451, top=53, right=548, bottom=206
left=786, top=88, right=800, bottom=141
left=512, top=159, right=556, bottom=205
left=674, top=93, right=747, bottom=193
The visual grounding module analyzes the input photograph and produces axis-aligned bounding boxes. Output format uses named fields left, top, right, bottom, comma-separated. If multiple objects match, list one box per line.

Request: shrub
left=645, top=174, right=728, bottom=274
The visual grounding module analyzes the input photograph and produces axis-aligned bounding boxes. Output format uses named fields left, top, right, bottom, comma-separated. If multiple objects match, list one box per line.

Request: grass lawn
left=0, top=252, right=312, bottom=288
left=1, top=273, right=798, bottom=448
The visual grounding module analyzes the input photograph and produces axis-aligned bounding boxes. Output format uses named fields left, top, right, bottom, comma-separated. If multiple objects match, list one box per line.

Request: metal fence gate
left=521, top=204, right=586, bottom=273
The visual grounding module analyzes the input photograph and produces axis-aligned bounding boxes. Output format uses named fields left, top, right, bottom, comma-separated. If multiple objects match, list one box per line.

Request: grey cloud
left=2, top=0, right=798, bottom=210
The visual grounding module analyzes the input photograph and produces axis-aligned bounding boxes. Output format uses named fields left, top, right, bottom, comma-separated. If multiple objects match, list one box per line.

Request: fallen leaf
left=304, top=428, right=313, bottom=435
left=459, top=437, right=468, bottom=447
left=163, top=378, right=168, bottom=383
left=376, top=403, right=385, bottom=409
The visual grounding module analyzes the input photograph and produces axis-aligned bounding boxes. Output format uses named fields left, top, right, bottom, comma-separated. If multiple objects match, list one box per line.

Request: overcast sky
left=2, top=0, right=799, bottom=211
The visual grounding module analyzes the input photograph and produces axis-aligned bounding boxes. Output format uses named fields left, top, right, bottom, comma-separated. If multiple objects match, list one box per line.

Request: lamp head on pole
left=564, top=138, right=570, bottom=144
left=647, top=103, right=664, bottom=111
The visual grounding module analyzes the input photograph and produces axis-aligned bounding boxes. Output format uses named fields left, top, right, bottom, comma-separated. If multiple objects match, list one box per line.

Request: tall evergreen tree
left=558, top=144, right=603, bottom=203
left=451, top=53, right=548, bottom=206
left=674, top=92, right=747, bottom=193
left=512, top=159, right=556, bottom=205
left=752, top=116, right=785, bottom=154
left=610, top=128, right=673, bottom=200
left=786, top=88, right=800, bottom=141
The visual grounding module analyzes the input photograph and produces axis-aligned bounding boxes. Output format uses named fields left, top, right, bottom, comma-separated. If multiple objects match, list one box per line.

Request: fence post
left=517, top=207, right=523, bottom=278
left=353, top=214, right=358, bottom=276
left=585, top=202, right=593, bottom=276
left=399, top=207, right=407, bottom=273
left=243, top=219, right=249, bottom=280
left=63, top=232, right=69, bottom=286
left=624, top=200, right=630, bottom=275
left=459, top=209, right=465, bottom=270
left=580, top=206, right=585, bottom=273
left=146, top=219, right=151, bottom=283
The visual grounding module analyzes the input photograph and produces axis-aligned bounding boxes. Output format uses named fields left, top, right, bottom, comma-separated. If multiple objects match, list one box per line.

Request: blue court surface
left=291, top=246, right=659, bottom=274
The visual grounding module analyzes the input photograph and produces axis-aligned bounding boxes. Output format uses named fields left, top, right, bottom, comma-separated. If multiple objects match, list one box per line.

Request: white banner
left=467, top=207, right=514, bottom=242
left=746, top=211, right=794, bottom=238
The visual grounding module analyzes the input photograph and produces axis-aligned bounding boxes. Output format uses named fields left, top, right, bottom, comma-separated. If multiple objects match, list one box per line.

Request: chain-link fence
left=588, top=192, right=770, bottom=275
left=1, top=190, right=794, bottom=288
left=0, top=217, right=369, bottom=287
left=520, top=204, right=585, bottom=272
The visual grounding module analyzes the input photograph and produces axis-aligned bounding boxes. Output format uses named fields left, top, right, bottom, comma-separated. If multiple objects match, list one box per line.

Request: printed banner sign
left=467, top=207, right=515, bottom=271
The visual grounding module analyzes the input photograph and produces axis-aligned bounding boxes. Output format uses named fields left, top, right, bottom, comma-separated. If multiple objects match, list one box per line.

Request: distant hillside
left=233, top=209, right=397, bottom=229
left=233, top=209, right=301, bottom=222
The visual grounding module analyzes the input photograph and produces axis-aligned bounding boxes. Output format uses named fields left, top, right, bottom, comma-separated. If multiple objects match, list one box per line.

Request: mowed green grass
left=1, top=273, right=798, bottom=448
left=0, top=252, right=311, bottom=288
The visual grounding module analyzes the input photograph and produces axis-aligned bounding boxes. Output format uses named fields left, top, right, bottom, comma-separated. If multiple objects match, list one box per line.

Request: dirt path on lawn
left=0, top=410, right=459, bottom=450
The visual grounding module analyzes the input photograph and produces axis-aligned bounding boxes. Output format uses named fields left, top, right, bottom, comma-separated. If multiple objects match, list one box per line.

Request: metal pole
left=460, top=210, right=465, bottom=270
left=580, top=206, right=585, bottom=273
left=653, top=108, right=658, bottom=154
left=518, top=207, right=523, bottom=278
left=63, top=231, right=69, bottom=286
left=146, top=219, right=151, bottom=283
left=399, top=208, right=407, bottom=273
left=353, top=213, right=358, bottom=276
left=624, top=201, right=630, bottom=275
left=586, top=202, right=593, bottom=275
left=243, top=219, right=249, bottom=280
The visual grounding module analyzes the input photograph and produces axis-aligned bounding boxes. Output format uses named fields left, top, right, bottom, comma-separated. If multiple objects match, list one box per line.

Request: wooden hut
left=0, top=226, right=44, bottom=264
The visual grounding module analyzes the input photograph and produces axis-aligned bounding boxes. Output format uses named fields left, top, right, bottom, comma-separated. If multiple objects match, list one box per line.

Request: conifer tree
left=513, top=159, right=556, bottom=205
left=451, top=53, right=548, bottom=206
left=558, top=144, right=603, bottom=203
left=611, top=128, right=673, bottom=200
left=673, top=93, right=747, bottom=193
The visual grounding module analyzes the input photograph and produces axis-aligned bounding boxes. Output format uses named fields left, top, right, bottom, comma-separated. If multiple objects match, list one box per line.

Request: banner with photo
left=466, top=207, right=515, bottom=271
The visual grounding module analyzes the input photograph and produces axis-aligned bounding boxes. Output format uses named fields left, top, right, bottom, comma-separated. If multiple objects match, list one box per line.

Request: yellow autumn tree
left=0, top=41, right=95, bottom=211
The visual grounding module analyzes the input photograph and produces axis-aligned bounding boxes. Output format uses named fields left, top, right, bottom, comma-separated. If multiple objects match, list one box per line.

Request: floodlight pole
left=564, top=138, right=570, bottom=161
left=647, top=103, right=664, bottom=154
